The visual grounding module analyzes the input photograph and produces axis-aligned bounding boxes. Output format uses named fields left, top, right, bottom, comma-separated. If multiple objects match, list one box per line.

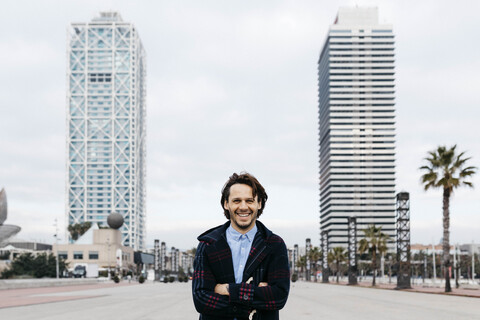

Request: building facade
left=66, top=12, right=147, bottom=250
left=318, top=7, right=396, bottom=246
left=53, top=228, right=134, bottom=274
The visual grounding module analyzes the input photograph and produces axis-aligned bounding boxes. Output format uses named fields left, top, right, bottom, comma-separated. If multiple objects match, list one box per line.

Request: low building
left=134, top=251, right=154, bottom=276
left=410, top=243, right=479, bottom=256
left=411, top=244, right=454, bottom=255
left=53, top=226, right=134, bottom=275
left=0, top=240, right=52, bottom=273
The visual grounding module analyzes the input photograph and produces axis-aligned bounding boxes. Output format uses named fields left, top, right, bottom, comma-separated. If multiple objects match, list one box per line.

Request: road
left=0, top=281, right=478, bottom=319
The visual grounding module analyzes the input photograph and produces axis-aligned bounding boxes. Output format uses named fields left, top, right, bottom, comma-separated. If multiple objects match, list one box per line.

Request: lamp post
left=423, top=255, right=427, bottom=284
left=454, top=244, right=460, bottom=288
left=453, top=244, right=457, bottom=286
left=472, top=241, right=476, bottom=282
left=305, top=238, right=311, bottom=281
left=107, top=237, right=111, bottom=279
left=432, top=243, right=437, bottom=283
left=54, top=219, right=59, bottom=279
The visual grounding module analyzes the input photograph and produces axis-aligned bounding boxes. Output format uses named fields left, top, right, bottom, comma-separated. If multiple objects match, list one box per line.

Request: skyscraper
left=318, top=7, right=396, bottom=246
left=66, top=12, right=147, bottom=250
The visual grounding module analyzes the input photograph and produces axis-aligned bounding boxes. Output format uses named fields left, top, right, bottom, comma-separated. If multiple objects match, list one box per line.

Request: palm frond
left=419, top=165, right=433, bottom=171
left=358, top=238, right=368, bottom=253
left=450, top=177, right=460, bottom=188
left=462, top=181, right=473, bottom=188
left=437, top=177, right=449, bottom=188
left=423, top=181, right=436, bottom=191
left=421, top=171, right=437, bottom=183
left=460, top=167, right=477, bottom=178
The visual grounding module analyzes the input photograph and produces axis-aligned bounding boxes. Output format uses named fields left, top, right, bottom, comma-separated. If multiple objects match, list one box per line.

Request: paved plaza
left=0, top=281, right=479, bottom=319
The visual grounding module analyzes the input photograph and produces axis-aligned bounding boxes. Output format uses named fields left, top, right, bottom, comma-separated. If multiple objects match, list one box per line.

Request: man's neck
left=231, top=222, right=256, bottom=235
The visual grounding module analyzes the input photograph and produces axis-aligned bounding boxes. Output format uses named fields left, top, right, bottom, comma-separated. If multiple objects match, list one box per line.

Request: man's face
left=224, top=184, right=261, bottom=234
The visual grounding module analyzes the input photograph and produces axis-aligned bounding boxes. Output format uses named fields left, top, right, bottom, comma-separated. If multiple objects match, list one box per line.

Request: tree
left=420, top=145, right=476, bottom=292
left=296, top=255, right=307, bottom=277
left=187, top=247, right=197, bottom=257
left=308, top=246, right=322, bottom=282
left=0, top=251, right=10, bottom=260
left=0, top=253, right=68, bottom=279
left=358, top=225, right=389, bottom=286
left=68, top=222, right=92, bottom=241
left=327, top=247, right=346, bottom=283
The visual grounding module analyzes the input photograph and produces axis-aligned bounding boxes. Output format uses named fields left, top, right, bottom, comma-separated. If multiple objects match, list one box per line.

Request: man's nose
left=239, top=201, right=248, bottom=209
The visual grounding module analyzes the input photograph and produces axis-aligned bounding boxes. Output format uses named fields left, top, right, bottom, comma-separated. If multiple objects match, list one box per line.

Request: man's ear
left=223, top=201, right=229, bottom=210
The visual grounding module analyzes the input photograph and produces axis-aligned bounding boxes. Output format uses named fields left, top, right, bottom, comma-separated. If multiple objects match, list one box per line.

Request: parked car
left=73, top=265, right=87, bottom=278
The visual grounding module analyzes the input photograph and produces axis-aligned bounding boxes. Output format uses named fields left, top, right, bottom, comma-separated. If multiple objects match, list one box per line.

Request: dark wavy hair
left=221, top=172, right=268, bottom=219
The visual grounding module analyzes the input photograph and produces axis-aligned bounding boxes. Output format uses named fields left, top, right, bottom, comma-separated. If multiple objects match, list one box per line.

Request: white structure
left=318, top=7, right=396, bottom=246
left=66, top=12, right=147, bottom=250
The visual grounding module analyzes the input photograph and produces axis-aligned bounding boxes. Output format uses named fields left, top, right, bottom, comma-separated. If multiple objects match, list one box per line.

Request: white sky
left=1, top=0, right=479, bottom=250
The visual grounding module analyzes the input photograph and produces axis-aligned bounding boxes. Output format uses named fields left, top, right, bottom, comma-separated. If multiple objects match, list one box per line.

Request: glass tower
left=318, top=7, right=396, bottom=246
left=66, top=12, right=147, bottom=250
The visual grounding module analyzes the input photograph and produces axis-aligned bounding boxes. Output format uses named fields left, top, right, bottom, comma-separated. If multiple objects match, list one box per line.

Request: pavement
left=349, top=279, right=480, bottom=298
left=0, top=282, right=136, bottom=309
left=0, top=280, right=479, bottom=319
left=0, top=278, right=103, bottom=290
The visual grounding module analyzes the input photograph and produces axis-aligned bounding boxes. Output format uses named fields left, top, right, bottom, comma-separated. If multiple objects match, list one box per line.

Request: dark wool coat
left=192, top=221, right=290, bottom=320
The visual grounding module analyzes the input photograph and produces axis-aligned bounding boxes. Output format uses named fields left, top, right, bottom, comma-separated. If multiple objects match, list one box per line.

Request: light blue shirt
left=226, top=224, right=258, bottom=284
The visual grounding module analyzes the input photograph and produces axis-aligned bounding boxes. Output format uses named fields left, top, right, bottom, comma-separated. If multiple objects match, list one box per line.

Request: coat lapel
left=206, top=232, right=235, bottom=283
left=242, top=231, right=272, bottom=281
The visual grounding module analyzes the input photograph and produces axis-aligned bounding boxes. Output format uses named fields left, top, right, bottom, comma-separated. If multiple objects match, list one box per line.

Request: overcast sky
left=1, top=0, right=479, bottom=250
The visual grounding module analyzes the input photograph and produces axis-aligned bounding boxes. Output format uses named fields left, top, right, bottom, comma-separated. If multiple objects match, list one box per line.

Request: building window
left=88, top=73, right=112, bottom=83
left=89, top=251, right=99, bottom=260
left=73, top=251, right=84, bottom=259
left=58, top=251, right=68, bottom=260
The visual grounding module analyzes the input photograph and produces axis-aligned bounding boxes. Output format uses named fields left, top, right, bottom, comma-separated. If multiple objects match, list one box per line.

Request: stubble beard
left=231, top=211, right=257, bottom=231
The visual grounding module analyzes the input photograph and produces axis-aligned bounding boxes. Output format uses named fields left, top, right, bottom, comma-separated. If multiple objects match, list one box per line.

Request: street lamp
left=54, top=219, right=59, bottom=279
left=106, top=237, right=111, bottom=279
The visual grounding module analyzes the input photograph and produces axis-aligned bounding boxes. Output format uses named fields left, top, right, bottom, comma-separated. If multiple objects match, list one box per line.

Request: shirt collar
left=227, top=223, right=257, bottom=242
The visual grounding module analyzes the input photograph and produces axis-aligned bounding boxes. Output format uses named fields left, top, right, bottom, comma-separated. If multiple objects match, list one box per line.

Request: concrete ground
left=0, top=281, right=479, bottom=319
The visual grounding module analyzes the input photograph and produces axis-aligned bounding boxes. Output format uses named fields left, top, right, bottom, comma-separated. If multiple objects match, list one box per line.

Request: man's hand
left=214, top=283, right=230, bottom=296
left=215, top=282, right=268, bottom=296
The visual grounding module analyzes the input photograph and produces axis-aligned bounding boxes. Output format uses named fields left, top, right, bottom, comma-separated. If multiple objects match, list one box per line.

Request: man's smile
left=235, top=212, right=252, bottom=218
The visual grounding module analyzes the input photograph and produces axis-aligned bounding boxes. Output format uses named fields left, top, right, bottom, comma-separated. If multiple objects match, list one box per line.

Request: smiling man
left=192, top=172, right=290, bottom=320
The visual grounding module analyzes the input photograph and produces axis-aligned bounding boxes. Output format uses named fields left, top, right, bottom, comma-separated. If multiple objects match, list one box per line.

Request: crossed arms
left=192, top=241, right=290, bottom=318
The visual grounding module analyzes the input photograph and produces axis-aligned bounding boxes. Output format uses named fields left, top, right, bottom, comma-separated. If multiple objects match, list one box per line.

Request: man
left=192, top=172, right=290, bottom=320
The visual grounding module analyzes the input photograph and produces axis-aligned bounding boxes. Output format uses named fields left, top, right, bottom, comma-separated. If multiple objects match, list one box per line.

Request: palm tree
left=420, top=145, right=476, bottom=292
left=327, top=247, right=346, bottom=283
left=358, top=225, right=389, bottom=286
left=308, top=246, right=322, bottom=282
left=296, top=255, right=307, bottom=279
left=67, top=222, right=92, bottom=241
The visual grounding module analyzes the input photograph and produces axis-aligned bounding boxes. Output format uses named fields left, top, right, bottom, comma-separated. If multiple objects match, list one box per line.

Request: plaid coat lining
left=192, top=221, right=290, bottom=320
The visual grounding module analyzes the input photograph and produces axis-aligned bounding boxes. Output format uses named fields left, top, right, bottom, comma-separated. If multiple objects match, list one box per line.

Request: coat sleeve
left=228, top=239, right=290, bottom=311
left=192, top=241, right=251, bottom=318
